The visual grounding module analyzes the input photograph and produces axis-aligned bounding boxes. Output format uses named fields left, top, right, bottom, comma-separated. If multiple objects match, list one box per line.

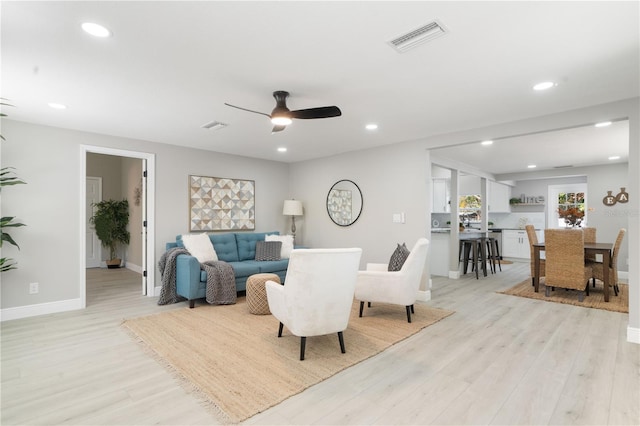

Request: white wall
left=0, top=120, right=290, bottom=312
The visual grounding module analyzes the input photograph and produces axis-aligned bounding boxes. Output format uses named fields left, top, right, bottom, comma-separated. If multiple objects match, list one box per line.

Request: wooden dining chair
left=544, top=229, right=592, bottom=302
left=583, top=227, right=597, bottom=264
left=525, top=225, right=544, bottom=286
left=591, top=228, right=625, bottom=296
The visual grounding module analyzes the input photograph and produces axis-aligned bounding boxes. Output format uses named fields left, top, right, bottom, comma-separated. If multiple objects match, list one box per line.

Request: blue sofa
left=165, top=231, right=289, bottom=308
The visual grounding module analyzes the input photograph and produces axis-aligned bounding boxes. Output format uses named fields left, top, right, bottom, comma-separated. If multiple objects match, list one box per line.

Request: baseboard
left=619, top=271, right=629, bottom=281
left=0, top=298, right=83, bottom=322
left=417, top=289, right=431, bottom=302
left=449, top=270, right=460, bottom=279
left=126, top=262, right=143, bottom=274
left=627, top=326, right=640, bottom=344
left=154, top=286, right=162, bottom=297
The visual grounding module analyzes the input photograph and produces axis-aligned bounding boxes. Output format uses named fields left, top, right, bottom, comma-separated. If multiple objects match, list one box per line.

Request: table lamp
left=283, top=199, right=303, bottom=243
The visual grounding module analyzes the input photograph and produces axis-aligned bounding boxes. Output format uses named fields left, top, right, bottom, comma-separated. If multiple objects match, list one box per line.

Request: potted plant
left=90, top=199, right=130, bottom=268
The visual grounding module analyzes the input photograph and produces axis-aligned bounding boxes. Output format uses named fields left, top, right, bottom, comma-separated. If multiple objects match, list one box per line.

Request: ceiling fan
left=225, top=91, right=342, bottom=133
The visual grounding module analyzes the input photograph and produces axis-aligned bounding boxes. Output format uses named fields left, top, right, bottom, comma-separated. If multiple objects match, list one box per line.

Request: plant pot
left=106, top=258, right=121, bottom=269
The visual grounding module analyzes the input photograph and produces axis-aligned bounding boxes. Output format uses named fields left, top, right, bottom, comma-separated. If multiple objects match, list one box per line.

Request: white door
left=86, top=177, right=102, bottom=268
left=141, top=161, right=148, bottom=294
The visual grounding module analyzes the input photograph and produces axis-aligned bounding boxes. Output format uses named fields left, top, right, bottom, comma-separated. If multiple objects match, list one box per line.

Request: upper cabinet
left=432, top=178, right=450, bottom=213
left=488, top=181, right=511, bottom=212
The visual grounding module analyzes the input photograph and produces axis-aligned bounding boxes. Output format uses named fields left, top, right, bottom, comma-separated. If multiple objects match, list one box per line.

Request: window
left=547, top=183, right=588, bottom=228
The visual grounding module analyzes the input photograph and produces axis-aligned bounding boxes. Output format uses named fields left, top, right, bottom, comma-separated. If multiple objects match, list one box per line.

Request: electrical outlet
left=29, top=282, right=39, bottom=294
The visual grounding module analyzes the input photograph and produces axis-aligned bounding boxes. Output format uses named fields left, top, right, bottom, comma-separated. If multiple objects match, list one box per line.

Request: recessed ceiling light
left=595, top=121, right=612, bottom=128
left=365, top=123, right=378, bottom=130
left=527, top=164, right=537, bottom=169
left=608, top=156, right=620, bottom=160
left=481, top=140, right=493, bottom=146
left=533, top=81, right=556, bottom=91
left=82, top=22, right=111, bottom=38
left=48, top=102, right=67, bottom=109
left=277, top=147, right=287, bottom=153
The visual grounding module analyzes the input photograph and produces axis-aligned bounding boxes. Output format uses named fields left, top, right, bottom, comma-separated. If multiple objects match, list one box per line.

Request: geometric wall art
left=189, top=175, right=255, bottom=231
left=327, top=188, right=352, bottom=226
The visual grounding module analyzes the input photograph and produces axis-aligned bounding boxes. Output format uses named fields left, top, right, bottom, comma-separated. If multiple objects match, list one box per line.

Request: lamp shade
left=283, top=199, right=303, bottom=216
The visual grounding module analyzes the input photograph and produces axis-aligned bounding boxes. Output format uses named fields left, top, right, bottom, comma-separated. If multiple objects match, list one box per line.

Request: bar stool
left=459, top=238, right=485, bottom=279
left=487, top=237, right=502, bottom=272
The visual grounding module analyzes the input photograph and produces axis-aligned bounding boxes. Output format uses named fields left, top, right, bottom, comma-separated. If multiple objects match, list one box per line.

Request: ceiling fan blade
left=224, top=103, right=271, bottom=118
left=271, top=125, right=287, bottom=134
left=290, top=106, right=342, bottom=120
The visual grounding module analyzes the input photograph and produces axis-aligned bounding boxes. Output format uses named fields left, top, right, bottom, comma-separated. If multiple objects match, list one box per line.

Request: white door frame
left=79, top=145, right=156, bottom=308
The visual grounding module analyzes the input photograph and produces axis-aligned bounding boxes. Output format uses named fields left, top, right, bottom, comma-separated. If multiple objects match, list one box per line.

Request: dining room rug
left=499, top=279, right=628, bottom=313
left=122, top=299, right=454, bottom=423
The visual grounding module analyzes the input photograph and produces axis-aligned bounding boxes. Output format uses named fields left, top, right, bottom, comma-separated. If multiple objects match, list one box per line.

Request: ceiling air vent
left=553, top=165, right=574, bottom=169
left=389, top=20, right=447, bottom=53
left=201, top=121, right=228, bottom=130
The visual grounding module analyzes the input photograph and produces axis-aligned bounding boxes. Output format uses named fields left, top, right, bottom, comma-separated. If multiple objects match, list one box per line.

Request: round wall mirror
left=326, top=179, right=363, bottom=226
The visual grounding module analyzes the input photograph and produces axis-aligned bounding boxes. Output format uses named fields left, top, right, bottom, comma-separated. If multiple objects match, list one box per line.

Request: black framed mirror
left=326, top=179, right=363, bottom=226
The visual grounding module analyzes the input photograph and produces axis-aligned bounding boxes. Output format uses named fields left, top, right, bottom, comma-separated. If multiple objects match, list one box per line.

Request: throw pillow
left=265, top=234, right=294, bottom=258
left=255, top=241, right=282, bottom=261
left=181, top=233, right=218, bottom=263
left=388, top=243, right=410, bottom=271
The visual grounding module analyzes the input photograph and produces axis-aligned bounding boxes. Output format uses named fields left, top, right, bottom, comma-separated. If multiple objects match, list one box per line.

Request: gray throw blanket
left=158, top=247, right=236, bottom=305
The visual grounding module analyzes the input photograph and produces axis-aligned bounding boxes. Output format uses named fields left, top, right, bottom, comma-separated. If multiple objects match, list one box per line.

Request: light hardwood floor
left=2, top=262, right=638, bottom=425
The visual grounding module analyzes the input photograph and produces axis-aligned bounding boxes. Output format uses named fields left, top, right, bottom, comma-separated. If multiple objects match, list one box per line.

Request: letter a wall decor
left=189, top=175, right=255, bottom=231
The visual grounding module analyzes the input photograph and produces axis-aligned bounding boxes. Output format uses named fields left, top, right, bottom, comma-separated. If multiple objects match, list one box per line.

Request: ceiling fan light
left=271, top=116, right=292, bottom=126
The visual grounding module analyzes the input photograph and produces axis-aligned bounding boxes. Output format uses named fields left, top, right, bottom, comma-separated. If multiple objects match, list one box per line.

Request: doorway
left=79, top=145, right=156, bottom=309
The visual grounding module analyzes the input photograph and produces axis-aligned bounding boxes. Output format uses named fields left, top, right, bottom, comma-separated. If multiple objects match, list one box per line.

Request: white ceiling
left=2, top=1, right=638, bottom=168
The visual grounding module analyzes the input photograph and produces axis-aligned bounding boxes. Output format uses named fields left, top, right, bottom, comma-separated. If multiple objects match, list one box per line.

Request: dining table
left=533, top=241, right=614, bottom=302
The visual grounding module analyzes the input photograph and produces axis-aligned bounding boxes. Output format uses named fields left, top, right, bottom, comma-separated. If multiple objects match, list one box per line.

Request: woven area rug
left=499, top=279, right=628, bottom=313
left=122, top=299, right=453, bottom=423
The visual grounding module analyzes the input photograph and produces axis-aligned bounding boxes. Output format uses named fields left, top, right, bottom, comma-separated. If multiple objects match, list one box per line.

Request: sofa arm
left=175, top=254, right=202, bottom=302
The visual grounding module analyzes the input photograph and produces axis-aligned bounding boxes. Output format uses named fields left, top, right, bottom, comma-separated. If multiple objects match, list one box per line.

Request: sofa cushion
left=181, top=233, right=218, bottom=263
left=257, top=259, right=289, bottom=274
left=255, top=241, right=282, bottom=261
left=228, top=261, right=261, bottom=278
left=265, top=234, right=294, bottom=258
left=210, top=233, right=239, bottom=262
left=235, top=232, right=279, bottom=261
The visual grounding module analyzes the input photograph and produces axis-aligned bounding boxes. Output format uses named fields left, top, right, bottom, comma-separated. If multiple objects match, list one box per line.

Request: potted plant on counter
left=90, top=199, right=130, bottom=268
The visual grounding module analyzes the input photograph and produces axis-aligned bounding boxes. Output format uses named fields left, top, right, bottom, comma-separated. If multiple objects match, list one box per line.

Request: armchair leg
left=189, top=300, right=195, bottom=309
left=338, top=331, right=346, bottom=354
left=545, top=286, right=551, bottom=297
left=405, top=306, right=412, bottom=323
left=411, top=304, right=415, bottom=314
left=300, top=337, right=306, bottom=361
left=359, top=301, right=365, bottom=317
left=578, top=291, right=585, bottom=302
left=278, top=322, right=283, bottom=337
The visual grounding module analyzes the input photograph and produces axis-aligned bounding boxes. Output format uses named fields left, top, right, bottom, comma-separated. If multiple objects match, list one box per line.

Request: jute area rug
left=122, top=299, right=453, bottom=423
left=499, top=279, right=628, bottom=313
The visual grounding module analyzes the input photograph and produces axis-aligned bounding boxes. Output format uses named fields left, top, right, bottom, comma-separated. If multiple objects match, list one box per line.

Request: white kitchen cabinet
left=488, top=181, right=510, bottom=212
left=502, top=229, right=529, bottom=258
left=432, top=178, right=450, bottom=213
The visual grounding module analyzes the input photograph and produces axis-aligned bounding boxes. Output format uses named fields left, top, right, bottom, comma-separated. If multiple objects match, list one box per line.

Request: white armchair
left=265, top=247, right=362, bottom=360
left=355, top=238, right=430, bottom=323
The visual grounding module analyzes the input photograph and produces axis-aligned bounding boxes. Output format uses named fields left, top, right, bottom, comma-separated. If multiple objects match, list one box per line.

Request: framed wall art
left=189, top=175, right=255, bottom=231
